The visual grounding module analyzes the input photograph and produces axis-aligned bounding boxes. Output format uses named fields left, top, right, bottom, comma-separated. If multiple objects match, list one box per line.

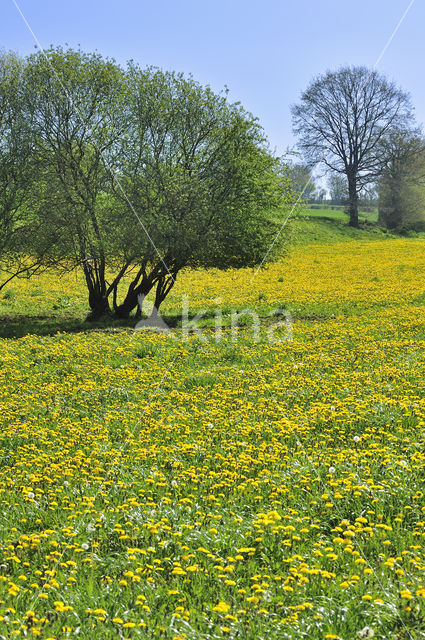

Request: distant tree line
left=0, top=47, right=298, bottom=317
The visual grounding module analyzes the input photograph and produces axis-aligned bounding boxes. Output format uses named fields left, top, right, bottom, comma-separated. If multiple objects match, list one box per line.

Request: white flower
left=81, top=542, right=90, bottom=550
left=27, top=492, right=35, bottom=500
left=328, top=466, right=336, bottom=474
left=357, top=627, right=374, bottom=638
left=171, top=480, right=178, bottom=487
left=353, top=435, right=360, bottom=443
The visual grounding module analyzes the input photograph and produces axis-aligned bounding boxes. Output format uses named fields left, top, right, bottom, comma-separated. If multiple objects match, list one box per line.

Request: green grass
left=1, top=226, right=425, bottom=637
left=0, top=212, right=414, bottom=339
left=292, top=208, right=389, bottom=246
left=1, top=296, right=425, bottom=638
left=303, top=206, right=378, bottom=224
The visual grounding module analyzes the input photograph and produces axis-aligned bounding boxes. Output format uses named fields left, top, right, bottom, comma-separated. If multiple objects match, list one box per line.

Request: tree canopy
left=378, top=128, right=425, bottom=231
left=0, top=51, right=43, bottom=289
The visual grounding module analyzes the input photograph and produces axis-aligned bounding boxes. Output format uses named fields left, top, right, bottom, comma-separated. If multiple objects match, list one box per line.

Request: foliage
left=22, top=47, right=130, bottom=316
left=0, top=51, right=44, bottom=289
left=378, top=128, right=425, bottom=231
left=287, top=163, right=317, bottom=201
left=111, top=64, right=297, bottom=317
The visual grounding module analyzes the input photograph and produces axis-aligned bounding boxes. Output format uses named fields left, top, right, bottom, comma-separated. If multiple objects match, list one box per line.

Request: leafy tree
left=292, top=66, right=412, bottom=227
left=112, top=65, right=297, bottom=316
left=20, top=48, right=298, bottom=317
left=0, top=52, right=42, bottom=290
left=378, top=128, right=425, bottom=231
left=22, top=47, right=129, bottom=316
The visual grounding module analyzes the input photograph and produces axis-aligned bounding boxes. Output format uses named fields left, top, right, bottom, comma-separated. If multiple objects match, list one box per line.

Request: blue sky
left=2, top=0, right=423, bottom=156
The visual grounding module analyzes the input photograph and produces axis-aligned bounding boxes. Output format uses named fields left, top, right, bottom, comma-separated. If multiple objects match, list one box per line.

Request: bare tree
left=292, top=66, right=412, bottom=227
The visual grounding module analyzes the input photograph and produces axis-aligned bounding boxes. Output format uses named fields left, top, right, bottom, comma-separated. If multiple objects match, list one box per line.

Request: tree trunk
left=83, top=259, right=111, bottom=319
left=386, top=202, right=403, bottom=230
left=114, top=280, right=155, bottom=318
left=87, top=291, right=111, bottom=319
left=347, top=174, right=359, bottom=228
left=378, top=174, right=404, bottom=230
left=153, top=273, right=176, bottom=312
left=377, top=204, right=386, bottom=227
left=387, top=180, right=404, bottom=230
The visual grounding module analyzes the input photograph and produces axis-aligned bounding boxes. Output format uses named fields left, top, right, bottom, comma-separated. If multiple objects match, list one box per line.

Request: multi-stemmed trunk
left=153, top=273, right=176, bottom=312
left=114, top=270, right=177, bottom=319
left=82, top=257, right=110, bottom=318
left=113, top=279, right=154, bottom=318
left=113, top=261, right=162, bottom=318
left=81, top=246, right=180, bottom=320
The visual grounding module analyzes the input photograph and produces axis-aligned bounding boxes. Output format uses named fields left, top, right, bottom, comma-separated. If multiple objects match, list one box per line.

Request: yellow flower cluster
left=0, top=238, right=424, bottom=638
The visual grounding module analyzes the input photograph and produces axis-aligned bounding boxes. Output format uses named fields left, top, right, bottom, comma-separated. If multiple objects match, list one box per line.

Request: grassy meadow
left=1, top=216, right=425, bottom=638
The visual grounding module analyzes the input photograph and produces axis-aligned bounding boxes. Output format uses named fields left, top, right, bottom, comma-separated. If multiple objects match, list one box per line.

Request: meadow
left=1, top=222, right=425, bottom=639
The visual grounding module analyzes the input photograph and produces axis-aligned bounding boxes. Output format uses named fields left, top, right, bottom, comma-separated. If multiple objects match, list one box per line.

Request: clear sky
left=2, top=0, right=423, bottom=156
